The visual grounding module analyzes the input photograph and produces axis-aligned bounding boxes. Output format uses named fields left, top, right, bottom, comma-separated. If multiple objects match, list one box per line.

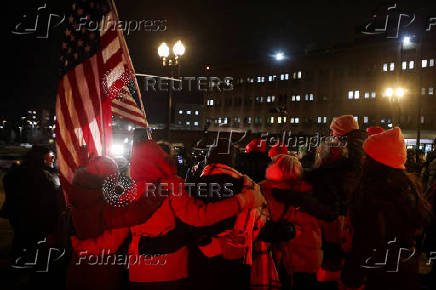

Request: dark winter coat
left=236, top=151, right=271, bottom=182
left=342, top=165, right=432, bottom=289
left=2, top=164, right=63, bottom=246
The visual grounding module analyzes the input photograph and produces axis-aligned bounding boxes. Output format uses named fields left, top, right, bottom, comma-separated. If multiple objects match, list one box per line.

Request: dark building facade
left=203, top=36, right=436, bottom=152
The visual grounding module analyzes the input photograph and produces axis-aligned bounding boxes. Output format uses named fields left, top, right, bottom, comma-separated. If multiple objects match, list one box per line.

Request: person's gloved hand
left=236, top=175, right=266, bottom=210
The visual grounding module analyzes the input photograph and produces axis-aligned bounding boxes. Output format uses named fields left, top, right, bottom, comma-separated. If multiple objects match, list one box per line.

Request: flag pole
left=107, top=0, right=152, bottom=140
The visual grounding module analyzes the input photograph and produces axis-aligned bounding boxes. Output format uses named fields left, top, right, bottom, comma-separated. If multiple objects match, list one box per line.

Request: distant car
left=0, top=155, right=22, bottom=169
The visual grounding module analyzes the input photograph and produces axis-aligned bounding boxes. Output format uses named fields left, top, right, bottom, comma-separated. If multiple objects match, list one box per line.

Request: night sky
left=3, top=0, right=436, bottom=123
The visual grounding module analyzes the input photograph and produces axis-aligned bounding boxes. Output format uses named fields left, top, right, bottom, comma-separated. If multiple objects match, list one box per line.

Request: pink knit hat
left=330, top=115, right=359, bottom=137
left=363, top=127, right=406, bottom=169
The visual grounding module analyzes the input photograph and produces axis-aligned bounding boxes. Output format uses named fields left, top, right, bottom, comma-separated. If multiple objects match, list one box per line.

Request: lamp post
left=384, top=87, right=405, bottom=127
left=157, top=40, right=185, bottom=139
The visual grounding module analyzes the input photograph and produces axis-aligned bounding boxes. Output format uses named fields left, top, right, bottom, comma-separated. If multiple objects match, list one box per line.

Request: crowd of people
left=1, top=114, right=435, bottom=290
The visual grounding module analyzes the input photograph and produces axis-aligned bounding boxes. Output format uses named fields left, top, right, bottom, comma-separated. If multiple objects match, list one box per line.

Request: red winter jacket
left=68, top=168, right=165, bottom=240
left=128, top=141, right=242, bottom=283
left=261, top=179, right=323, bottom=274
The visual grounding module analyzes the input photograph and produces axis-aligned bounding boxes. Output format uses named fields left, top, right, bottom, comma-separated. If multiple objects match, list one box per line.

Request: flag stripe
left=112, top=107, right=148, bottom=127
left=75, top=64, right=103, bottom=155
left=57, top=82, right=82, bottom=162
left=111, top=102, right=146, bottom=119
left=67, top=71, right=99, bottom=154
left=83, top=58, right=102, bottom=129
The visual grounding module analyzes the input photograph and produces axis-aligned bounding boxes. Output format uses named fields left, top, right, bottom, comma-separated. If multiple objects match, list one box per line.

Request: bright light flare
left=173, top=40, right=185, bottom=56
left=275, top=52, right=284, bottom=61
left=396, top=88, right=405, bottom=98
left=111, top=144, right=124, bottom=156
left=403, top=36, right=411, bottom=46
left=385, top=88, right=394, bottom=97
left=158, top=42, right=170, bottom=58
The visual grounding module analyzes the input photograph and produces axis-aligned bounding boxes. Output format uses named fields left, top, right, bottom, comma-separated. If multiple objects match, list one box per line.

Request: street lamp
left=275, top=52, right=285, bottom=61
left=157, top=40, right=185, bottom=139
left=384, top=87, right=405, bottom=99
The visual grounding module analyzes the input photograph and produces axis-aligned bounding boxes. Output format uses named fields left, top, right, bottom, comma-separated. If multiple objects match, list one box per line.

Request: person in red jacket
left=127, top=140, right=265, bottom=290
left=261, top=154, right=323, bottom=289
left=66, top=155, right=166, bottom=290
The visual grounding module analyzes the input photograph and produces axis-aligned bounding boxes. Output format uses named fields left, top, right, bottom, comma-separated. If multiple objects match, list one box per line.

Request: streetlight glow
left=396, top=88, right=405, bottom=98
left=275, top=52, right=284, bottom=61
left=385, top=88, right=394, bottom=97
left=173, top=40, right=185, bottom=56
left=158, top=42, right=170, bottom=58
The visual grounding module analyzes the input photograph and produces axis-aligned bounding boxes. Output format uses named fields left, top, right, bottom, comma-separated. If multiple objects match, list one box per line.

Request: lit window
left=430, top=59, right=434, bottom=67
left=429, top=88, right=434, bottom=95
left=195, top=110, right=199, bottom=115
left=283, top=117, right=287, bottom=123
left=207, top=99, right=214, bottom=106
left=291, top=95, right=296, bottom=101
left=218, top=117, right=222, bottom=124
left=383, top=63, right=388, bottom=71
left=270, top=117, right=274, bottom=123
left=409, top=61, right=414, bottom=69
left=278, top=117, right=282, bottom=124
left=371, top=92, right=376, bottom=98
left=224, top=117, right=228, bottom=124
left=296, top=95, right=301, bottom=101
left=390, top=62, right=395, bottom=71
left=309, top=93, right=314, bottom=101
left=364, top=116, right=368, bottom=123
left=285, top=73, right=289, bottom=80
left=267, top=96, right=272, bottom=103
left=194, top=121, right=199, bottom=126
left=317, top=117, right=322, bottom=123
left=290, top=118, right=295, bottom=124
left=354, top=90, right=360, bottom=99
left=421, top=116, right=425, bottom=124
left=271, top=96, right=276, bottom=102
left=305, top=94, right=309, bottom=101
left=295, top=117, right=299, bottom=123
left=381, top=119, right=385, bottom=123
left=364, top=92, right=369, bottom=99
left=402, top=61, right=407, bottom=70
left=297, top=71, right=302, bottom=79
left=178, top=110, right=183, bottom=114
left=422, top=59, right=428, bottom=68
left=421, top=88, right=426, bottom=95
left=348, top=91, right=353, bottom=99
left=280, top=74, right=285, bottom=80
left=354, top=116, right=358, bottom=122
left=186, top=121, right=190, bottom=126
left=323, top=117, right=327, bottom=123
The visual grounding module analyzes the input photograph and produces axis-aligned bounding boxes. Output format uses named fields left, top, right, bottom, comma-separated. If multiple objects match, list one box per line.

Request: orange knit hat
left=366, top=126, right=385, bottom=136
left=268, top=142, right=288, bottom=157
left=330, top=115, right=359, bottom=137
left=245, top=138, right=267, bottom=153
left=363, top=127, right=406, bottom=169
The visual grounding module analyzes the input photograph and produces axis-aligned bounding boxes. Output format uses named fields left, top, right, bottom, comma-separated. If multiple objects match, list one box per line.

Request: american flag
left=56, top=0, right=148, bottom=198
